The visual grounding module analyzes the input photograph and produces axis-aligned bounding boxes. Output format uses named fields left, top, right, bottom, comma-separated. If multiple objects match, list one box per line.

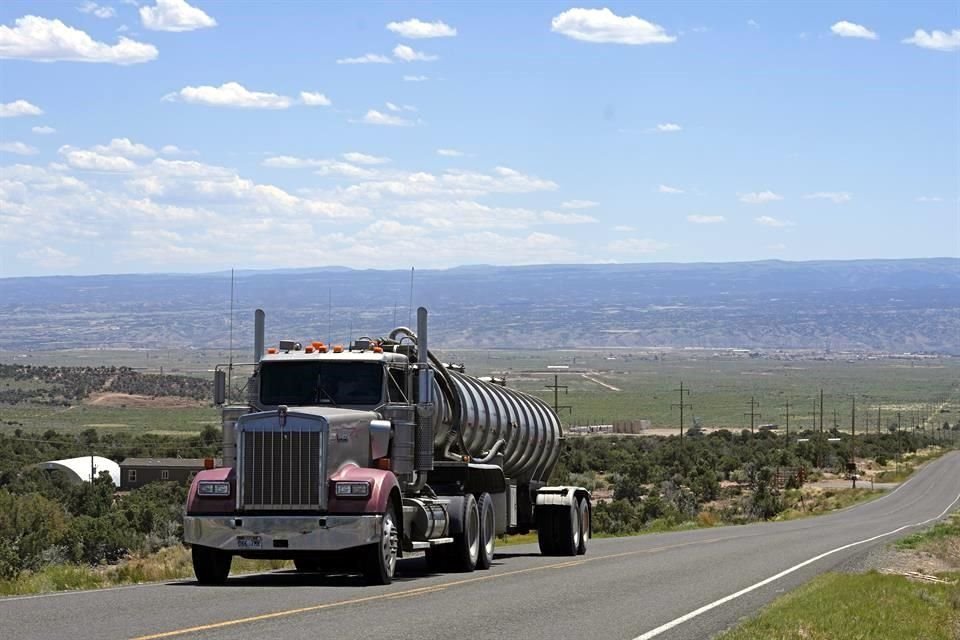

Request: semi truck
left=184, top=307, right=591, bottom=585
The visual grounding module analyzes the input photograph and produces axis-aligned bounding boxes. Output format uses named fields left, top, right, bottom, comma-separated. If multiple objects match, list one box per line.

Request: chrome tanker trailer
left=184, top=307, right=590, bottom=585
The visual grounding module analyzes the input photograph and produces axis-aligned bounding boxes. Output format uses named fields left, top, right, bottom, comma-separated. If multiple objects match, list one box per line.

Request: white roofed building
left=39, top=456, right=121, bottom=486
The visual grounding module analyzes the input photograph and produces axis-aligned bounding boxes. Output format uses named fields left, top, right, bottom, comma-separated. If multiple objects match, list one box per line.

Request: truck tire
left=362, top=504, right=399, bottom=585
left=294, top=558, right=320, bottom=573
left=476, top=492, right=496, bottom=570
left=448, top=493, right=480, bottom=572
left=576, top=496, right=590, bottom=556
left=536, top=507, right=555, bottom=555
left=192, top=545, right=232, bottom=585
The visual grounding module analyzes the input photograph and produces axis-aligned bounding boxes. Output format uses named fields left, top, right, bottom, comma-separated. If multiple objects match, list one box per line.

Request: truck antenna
left=408, top=267, right=415, bottom=328
left=227, top=267, right=235, bottom=402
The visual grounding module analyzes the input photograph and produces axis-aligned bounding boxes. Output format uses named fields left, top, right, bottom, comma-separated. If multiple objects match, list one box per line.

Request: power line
left=671, top=381, right=692, bottom=444
left=781, top=400, right=791, bottom=440
left=744, top=396, right=761, bottom=435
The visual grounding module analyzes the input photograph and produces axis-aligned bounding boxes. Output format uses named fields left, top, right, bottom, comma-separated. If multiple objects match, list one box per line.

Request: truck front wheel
left=362, top=505, right=399, bottom=585
left=192, top=545, right=232, bottom=585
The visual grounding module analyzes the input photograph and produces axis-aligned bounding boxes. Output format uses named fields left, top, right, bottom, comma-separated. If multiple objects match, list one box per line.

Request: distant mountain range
left=1, top=258, right=958, bottom=354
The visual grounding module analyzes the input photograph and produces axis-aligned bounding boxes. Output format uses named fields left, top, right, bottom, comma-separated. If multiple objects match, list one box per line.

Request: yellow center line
left=130, top=534, right=745, bottom=640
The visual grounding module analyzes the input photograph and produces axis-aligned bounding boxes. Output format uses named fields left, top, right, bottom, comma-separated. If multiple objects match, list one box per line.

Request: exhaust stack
left=415, top=306, right=435, bottom=471
left=254, top=309, right=265, bottom=362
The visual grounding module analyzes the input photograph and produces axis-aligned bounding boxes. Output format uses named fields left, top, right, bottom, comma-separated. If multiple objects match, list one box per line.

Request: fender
left=186, top=467, right=235, bottom=515
left=535, top=485, right=591, bottom=508
left=327, top=463, right=400, bottom=515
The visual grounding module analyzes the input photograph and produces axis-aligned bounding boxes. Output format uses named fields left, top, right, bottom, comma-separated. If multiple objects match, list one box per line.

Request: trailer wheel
left=536, top=507, right=555, bottom=555
left=362, top=504, right=399, bottom=585
left=576, top=496, right=590, bottom=556
left=476, top=492, right=496, bottom=570
left=192, top=545, right=232, bottom=585
left=449, top=493, right=480, bottom=572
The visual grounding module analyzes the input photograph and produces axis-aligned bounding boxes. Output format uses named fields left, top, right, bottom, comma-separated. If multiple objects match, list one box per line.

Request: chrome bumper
left=183, top=515, right=381, bottom=552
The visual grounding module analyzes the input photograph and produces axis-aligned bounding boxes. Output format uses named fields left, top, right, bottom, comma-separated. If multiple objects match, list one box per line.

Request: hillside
left=0, top=259, right=957, bottom=353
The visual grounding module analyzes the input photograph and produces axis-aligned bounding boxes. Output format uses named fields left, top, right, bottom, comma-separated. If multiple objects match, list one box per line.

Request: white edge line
left=0, top=568, right=285, bottom=604
left=633, top=489, right=960, bottom=640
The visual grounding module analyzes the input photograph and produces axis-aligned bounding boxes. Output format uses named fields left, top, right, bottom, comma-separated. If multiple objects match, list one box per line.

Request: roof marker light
left=333, top=345, right=344, bottom=353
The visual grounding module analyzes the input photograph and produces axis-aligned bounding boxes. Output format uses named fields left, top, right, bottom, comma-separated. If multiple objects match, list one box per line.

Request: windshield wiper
left=316, top=383, right=337, bottom=405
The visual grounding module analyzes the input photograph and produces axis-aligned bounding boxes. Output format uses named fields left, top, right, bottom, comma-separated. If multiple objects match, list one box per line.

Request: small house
left=119, top=458, right=214, bottom=490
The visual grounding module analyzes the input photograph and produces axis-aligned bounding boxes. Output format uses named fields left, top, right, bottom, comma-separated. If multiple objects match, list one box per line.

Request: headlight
left=197, top=481, right=231, bottom=497
left=334, top=481, right=370, bottom=498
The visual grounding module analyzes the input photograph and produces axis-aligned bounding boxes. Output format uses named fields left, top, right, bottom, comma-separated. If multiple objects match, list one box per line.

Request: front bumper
left=183, top=514, right=382, bottom=552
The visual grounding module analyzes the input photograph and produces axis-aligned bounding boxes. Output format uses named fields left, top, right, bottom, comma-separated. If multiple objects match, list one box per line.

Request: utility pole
left=820, top=388, right=824, bottom=435
left=896, top=411, right=902, bottom=475
left=877, top=403, right=881, bottom=437
left=544, top=375, right=571, bottom=416
left=671, top=381, right=692, bottom=445
left=745, top=396, right=761, bottom=435
left=782, top=400, right=791, bottom=440
left=850, top=396, right=857, bottom=489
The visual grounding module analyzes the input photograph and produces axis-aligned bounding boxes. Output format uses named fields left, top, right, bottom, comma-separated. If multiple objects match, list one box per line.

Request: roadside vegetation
left=719, top=512, right=960, bottom=640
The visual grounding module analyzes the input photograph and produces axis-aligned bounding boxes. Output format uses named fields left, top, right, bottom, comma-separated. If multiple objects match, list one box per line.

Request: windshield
left=259, top=361, right=383, bottom=406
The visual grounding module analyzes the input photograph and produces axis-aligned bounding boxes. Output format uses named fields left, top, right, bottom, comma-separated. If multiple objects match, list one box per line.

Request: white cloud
left=59, top=145, right=139, bottom=171
left=0, top=99, right=43, bottom=118
left=261, top=156, right=378, bottom=178
left=393, top=44, right=437, bottom=62
left=0, top=141, right=39, bottom=155
left=560, top=199, right=599, bottom=209
left=342, top=152, right=389, bottom=165
left=613, top=225, right=635, bottom=232
left=608, top=237, right=668, bottom=254
left=747, top=19, right=759, bottom=29
left=16, top=246, right=80, bottom=269
left=541, top=210, right=597, bottom=224
left=0, top=15, right=158, bottom=64
left=551, top=8, right=675, bottom=45
left=164, top=82, right=292, bottom=109
left=78, top=2, right=117, bottom=19
left=92, top=137, right=156, bottom=158
left=902, top=29, right=960, bottom=52
left=403, top=74, right=428, bottom=82
left=160, top=144, right=186, bottom=155
left=658, top=184, right=683, bottom=194
left=768, top=243, right=787, bottom=251
left=31, top=125, right=56, bottom=134
left=754, top=215, right=793, bottom=228
left=916, top=195, right=943, bottom=203
left=300, top=91, right=331, bottom=106
left=385, top=101, right=417, bottom=112
left=655, top=123, right=682, bottom=133
left=436, top=148, right=465, bottom=157
left=386, top=18, right=456, bottom=39
left=830, top=21, right=877, bottom=40
left=740, top=190, right=783, bottom=204
left=687, top=214, right=725, bottom=224
left=337, top=53, right=392, bottom=64
left=805, top=191, right=851, bottom=203
left=140, top=0, right=216, bottom=32
left=359, top=109, right=414, bottom=126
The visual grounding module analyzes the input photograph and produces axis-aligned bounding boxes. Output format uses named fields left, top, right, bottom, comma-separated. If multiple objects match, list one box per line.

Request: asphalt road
left=4, top=451, right=958, bottom=640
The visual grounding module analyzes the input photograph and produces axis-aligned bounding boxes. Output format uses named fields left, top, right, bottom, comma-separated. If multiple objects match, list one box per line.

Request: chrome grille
left=241, top=429, right=323, bottom=510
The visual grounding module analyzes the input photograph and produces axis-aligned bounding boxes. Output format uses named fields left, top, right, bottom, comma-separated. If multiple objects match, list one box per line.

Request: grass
left=0, top=546, right=290, bottom=597
left=777, top=488, right=885, bottom=521
left=717, top=571, right=960, bottom=640
left=897, top=513, right=960, bottom=552
left=3, top=350, right=958, bottom=434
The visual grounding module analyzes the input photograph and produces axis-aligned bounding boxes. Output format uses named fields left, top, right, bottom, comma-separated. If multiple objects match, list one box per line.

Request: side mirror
left=213, top=370, right=226, bottom=405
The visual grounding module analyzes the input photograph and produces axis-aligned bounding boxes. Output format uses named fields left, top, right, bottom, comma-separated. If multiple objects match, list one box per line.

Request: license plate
left=237, top=536, right=262, bottom=549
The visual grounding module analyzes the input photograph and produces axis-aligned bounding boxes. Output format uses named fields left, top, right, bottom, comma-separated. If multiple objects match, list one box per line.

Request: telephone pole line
left=544, top=374, right=571, bottom=416
left=782, top=400, right=791, bottom=440
left=850, top=396, right=857, bottom=488
left=671, top=381, right=692, bottom=445
left=745, top=396, right=761, bottom=435
left=820, top=388, right=824, bottom=435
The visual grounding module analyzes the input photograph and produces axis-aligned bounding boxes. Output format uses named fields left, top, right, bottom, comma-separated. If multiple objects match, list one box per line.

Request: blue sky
left=0, top=1, right=957, bottom=276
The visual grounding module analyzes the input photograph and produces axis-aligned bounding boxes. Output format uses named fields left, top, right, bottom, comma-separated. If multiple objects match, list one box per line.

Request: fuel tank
left=429, top=369, right=562, bottom=483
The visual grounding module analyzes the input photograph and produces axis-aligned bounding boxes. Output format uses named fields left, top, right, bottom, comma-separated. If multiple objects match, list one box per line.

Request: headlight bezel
left=334, top=481, right=371, bottom=498
left=197, top=480, right=231, bottom=497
